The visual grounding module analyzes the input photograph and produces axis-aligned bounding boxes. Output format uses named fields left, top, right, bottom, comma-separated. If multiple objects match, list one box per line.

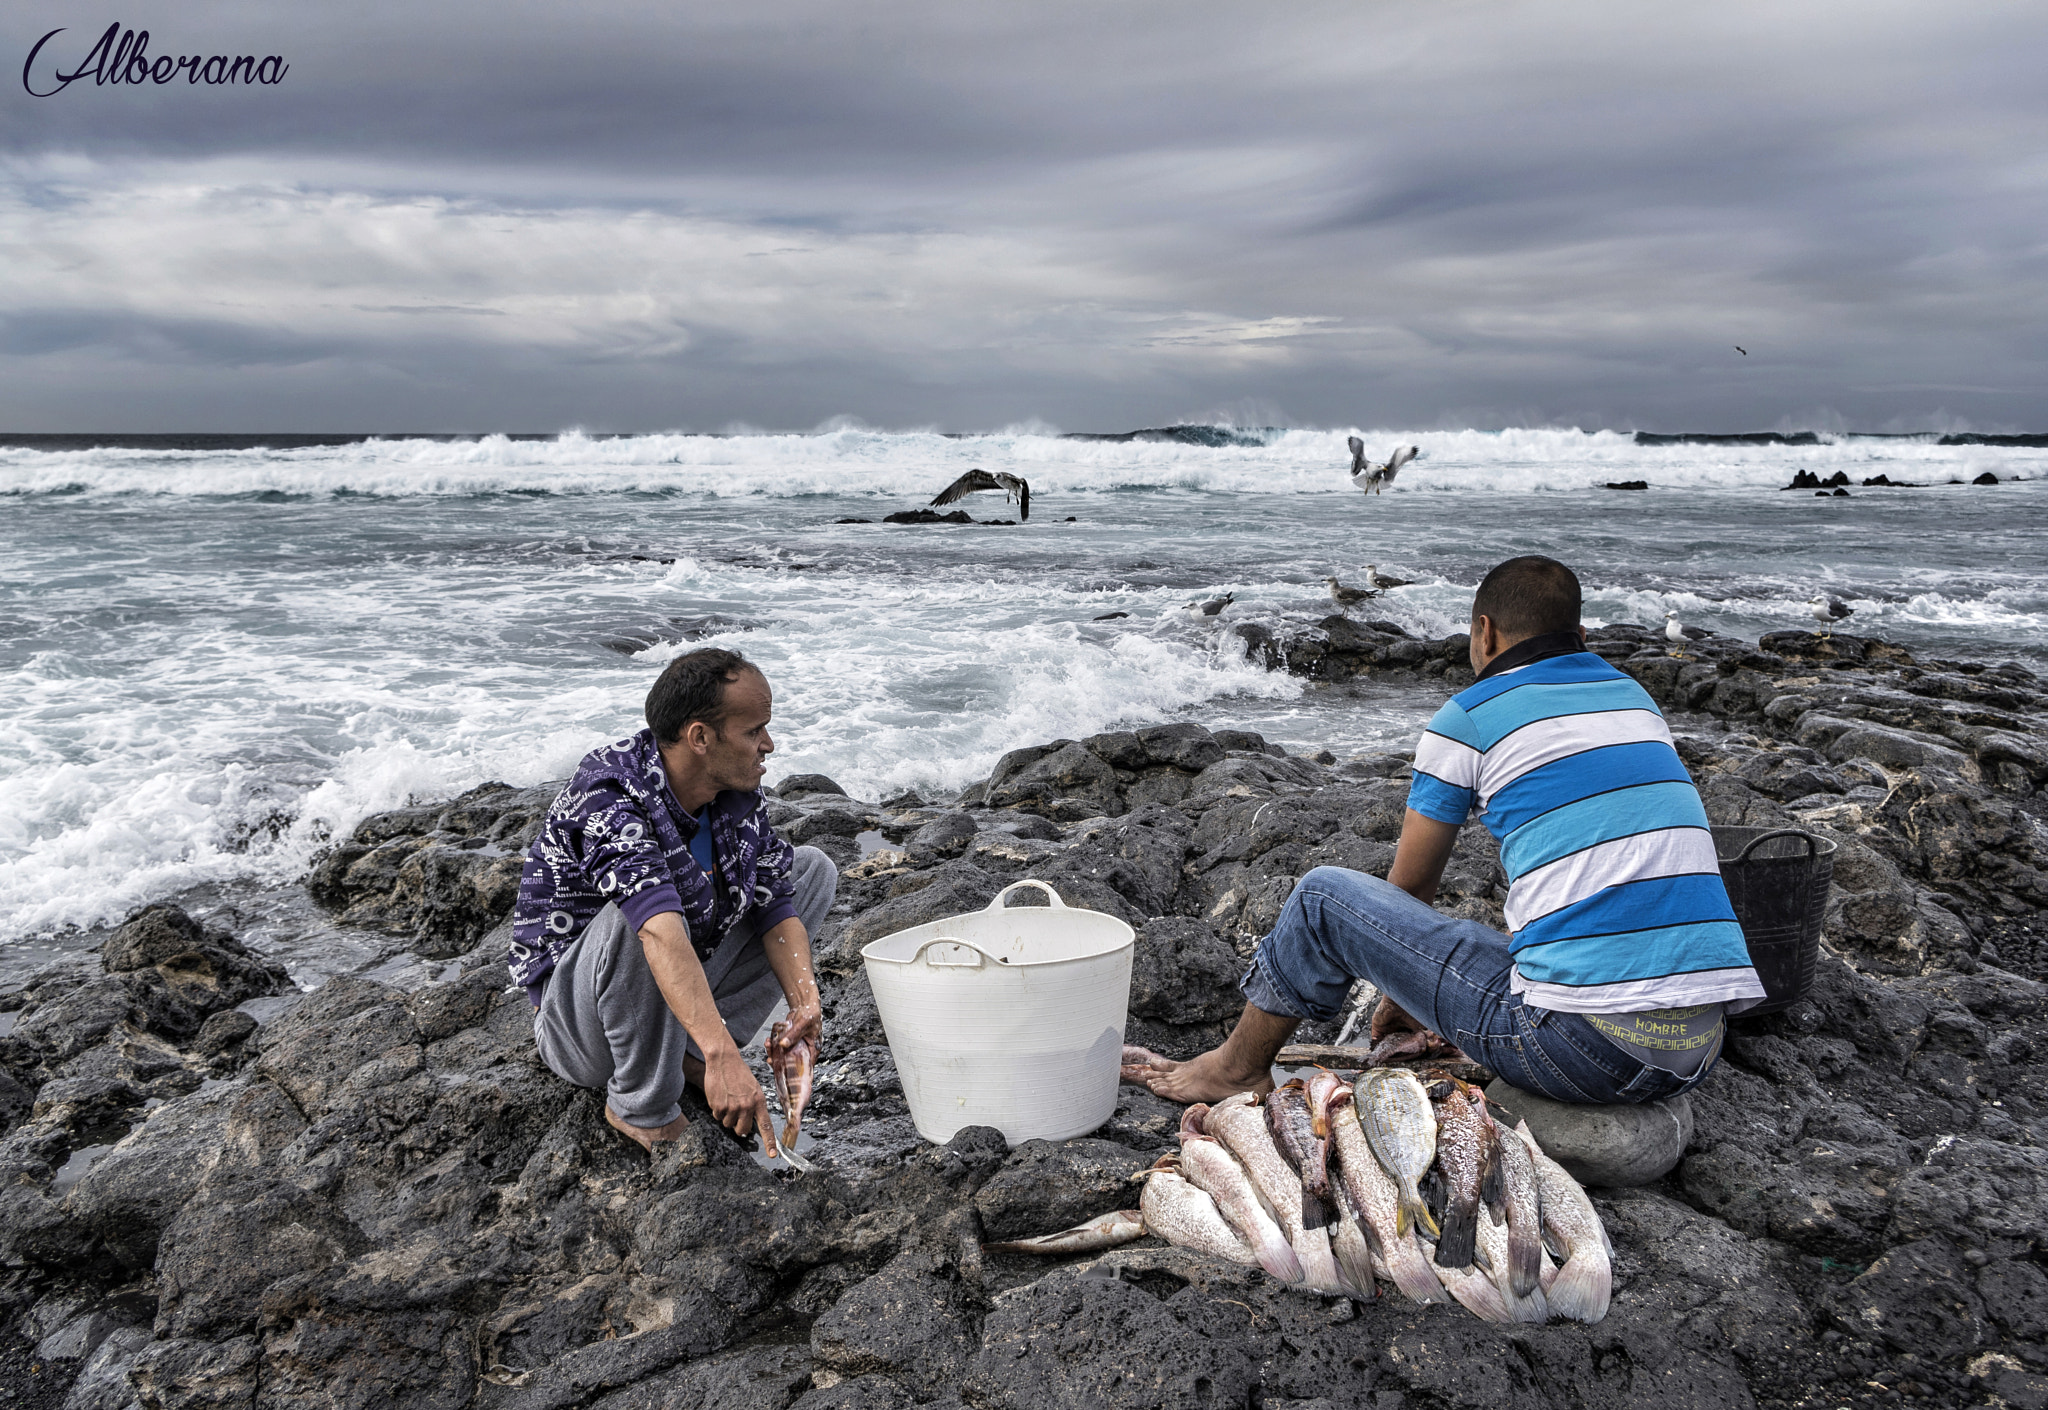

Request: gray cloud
left=3, top=0, right=2045, bottom=430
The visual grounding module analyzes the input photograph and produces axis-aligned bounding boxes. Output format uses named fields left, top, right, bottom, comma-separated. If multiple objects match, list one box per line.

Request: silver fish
left=1513, top=1119, right=1611, bottom=1323
left=1203, top=1092, right=1344, bottom=1294
left=1326, top=1087, right=1449, bottom=1305
left=1490, top=1108, right=1545, bottom=1299
left=1266, top=1079, right=1333, bottom=1230
left=1325, top=1174, right=1378, bottom=1300
left=1475, top=1186, right=1549, bottom=1322
left=1178, top=1134, right=1306, bottom=1286
left=1430, top=1082, right=1488, bottom=1268
left=1356, top=1068, right=1440, bottom=1239
left=1136, top=1165, right=1259, bottom=1268
left=985, top=1208, right=1147, bottom=1256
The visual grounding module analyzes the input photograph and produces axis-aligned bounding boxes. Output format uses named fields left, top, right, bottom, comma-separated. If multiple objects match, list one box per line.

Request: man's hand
left=776, top=1000, right=823, bottom=1056
left=1369, top=994, right=1426, bottom=1043
left=701, top=1044, right=778, bottom=1156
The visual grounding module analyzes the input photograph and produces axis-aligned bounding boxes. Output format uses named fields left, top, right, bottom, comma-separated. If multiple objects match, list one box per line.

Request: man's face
left=704, top=670, right=775, bottom=791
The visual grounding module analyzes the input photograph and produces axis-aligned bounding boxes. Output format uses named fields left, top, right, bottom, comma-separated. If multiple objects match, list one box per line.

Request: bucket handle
left=1729, top=828, right=1818, bottom=863
left=984, top=879, right=1069, bottom=911
left=911, top=938, right=992, bottom=968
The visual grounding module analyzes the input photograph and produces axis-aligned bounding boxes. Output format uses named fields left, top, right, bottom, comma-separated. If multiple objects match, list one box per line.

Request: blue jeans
left=1241, top=867, right=1715, bottom=1106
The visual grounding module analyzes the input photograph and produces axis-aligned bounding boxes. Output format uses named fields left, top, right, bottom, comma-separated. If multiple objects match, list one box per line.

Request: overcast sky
left=4, top=1, right=2044, bottom=433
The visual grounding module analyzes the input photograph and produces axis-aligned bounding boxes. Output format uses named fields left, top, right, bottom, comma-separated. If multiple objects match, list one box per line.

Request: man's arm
left=759, top=915, right=823, bottom=1051
left=636, top=911, right=776, bottom=1152
left=1370, top=810, right=1463, bottom=1041
left=1386, top=808, right=1461, bottom=904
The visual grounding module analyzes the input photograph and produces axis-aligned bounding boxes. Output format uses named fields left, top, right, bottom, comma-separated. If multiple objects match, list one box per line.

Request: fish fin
left=1481, top=1150, right=1506, bottom=1224
left=1508, top=1224, right=1543, bottom=1299
left=1545, top=1250, right=1612, bottom=1323
left=1386, top=1232, right=1449, bottom=1306
left=1432, top=1202, right=1478, bottom=1270
left=1298, top=1189, right=1329, bottom=1232
left=1256, top=1234, right=1307, bottom=1286
left=1399, top=1181, right=1440, bottom=1239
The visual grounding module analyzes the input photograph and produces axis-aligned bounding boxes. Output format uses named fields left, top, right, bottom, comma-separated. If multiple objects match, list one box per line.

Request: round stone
left=1484, top=1079, right=1693, bottom=1188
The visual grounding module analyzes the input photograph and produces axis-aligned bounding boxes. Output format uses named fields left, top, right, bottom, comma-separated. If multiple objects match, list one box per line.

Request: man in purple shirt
left=511, top=648, right=836, bottom=1153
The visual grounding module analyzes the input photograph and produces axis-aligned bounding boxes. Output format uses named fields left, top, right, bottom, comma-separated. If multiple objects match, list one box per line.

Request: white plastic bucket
left=860, top=879, right=1135, bottom=1146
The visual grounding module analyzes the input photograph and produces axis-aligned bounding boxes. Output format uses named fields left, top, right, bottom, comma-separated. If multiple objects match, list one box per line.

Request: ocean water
left=2, top=426, right=2042, bottom=963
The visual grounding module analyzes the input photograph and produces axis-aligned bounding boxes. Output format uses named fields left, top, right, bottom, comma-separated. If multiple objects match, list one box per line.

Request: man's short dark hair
left=645, top=648, right=760, bottom=745
left=1471, top=556, right=1582, bottom=640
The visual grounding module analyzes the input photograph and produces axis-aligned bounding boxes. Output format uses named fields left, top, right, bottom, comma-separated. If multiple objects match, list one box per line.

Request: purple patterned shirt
left=508, top=728, right=798, bottom=996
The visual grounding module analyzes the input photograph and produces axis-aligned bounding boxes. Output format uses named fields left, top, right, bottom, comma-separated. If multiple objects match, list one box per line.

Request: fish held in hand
left=1327, top=1088, right=1448, bottom=1305
left=985, top=1208, right=1147, bottom=1256
left=766, top=1020, right=816, bottom=1153
left=1178, top=1135, right=1306, bottom=1286
left=1136, top=1162, right=1259, bottom=1268
left=1266, top=1079, right=1333, bottom=1230
left=1514, top=1119, right=1611, bottom=1323
left=1356, top=1068, right=1439, bottom=1239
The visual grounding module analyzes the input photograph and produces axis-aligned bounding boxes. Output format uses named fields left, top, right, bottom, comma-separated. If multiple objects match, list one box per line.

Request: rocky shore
left=3, top=625, right=2046, bottom=1410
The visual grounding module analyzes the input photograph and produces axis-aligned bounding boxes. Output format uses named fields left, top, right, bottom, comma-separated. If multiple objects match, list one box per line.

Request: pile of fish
left=989, top=1070, right=1612, bottom=1324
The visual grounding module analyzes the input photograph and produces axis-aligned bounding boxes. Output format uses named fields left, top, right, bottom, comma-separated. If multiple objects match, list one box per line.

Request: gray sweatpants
left=532, top=845, right=838, bottom=1127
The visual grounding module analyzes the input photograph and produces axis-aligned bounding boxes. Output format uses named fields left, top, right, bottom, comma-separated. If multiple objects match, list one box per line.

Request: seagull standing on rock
left=1325, top=576, right=1377, bottom=607
left=1809, top=595, right=1853, bottom=638
left=1347, top=439, right=1420, bottom=495
left=1664, top=610, right=1691, bottom=658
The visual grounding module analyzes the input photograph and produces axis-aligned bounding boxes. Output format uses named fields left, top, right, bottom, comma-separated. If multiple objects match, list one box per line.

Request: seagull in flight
left=1347, top=439, right=1420, bottom=495
left=1184, top=592, right=1235, bottom=618
left=1735, top=346, right=1748, bottom=356
left=1809, top=595, right=1853, bottom=639
left=930, top=468, right=1029, bottom=521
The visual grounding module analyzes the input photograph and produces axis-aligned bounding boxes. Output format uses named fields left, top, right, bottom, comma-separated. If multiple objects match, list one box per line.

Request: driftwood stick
left=1276, top=1044, right=1496, bottom=1086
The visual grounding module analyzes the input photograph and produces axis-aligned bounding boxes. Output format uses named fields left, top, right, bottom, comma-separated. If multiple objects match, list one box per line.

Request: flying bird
left=1809, top=595, right=1853, bottom=638
left=1664, top=610, right=1691, bottom=658
left=1325, top=576, right=1377, bottom=607
left=1184, top=592, right=1235, bottom=618
left=1735, top=346, right=1748, bottom=356
left=930, top=468, right=1030, bottom=521
left=1347, top=439, right=1420, bottom=495
left=1363, top=564, right=1410, bottom=590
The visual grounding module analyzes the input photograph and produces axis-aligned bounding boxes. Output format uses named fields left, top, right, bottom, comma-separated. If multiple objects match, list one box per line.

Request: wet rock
left=779, top=773, right=850, bottom=799
left=973, top=1137, right=1152, bottom=1241
left=1486, top=1080, right=1691, bottom=1186
left=1135, top=722, right=1225, bottom=772
left=906, top=811, right=978, bottom=859
left=987, top=741, right=1122, bottom=821
left=129, top=1333, right=263, bottom=1410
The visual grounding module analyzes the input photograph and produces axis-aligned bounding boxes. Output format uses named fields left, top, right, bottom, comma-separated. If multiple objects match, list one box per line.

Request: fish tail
left=1332, top=1233, right=1377, bottom=1300
left=1433, top=1200, right=1478, bottom=1270
left=1298, top=1189, right=1329, bottom=1231
left=1398, top=1182, right=1440, bottom=1240
left=1255, top=1232, right=1307, bottom=1286
left=1545, top=1250, right=1612, bottom=1323
left=1508, top=1224, right=1544, bottom=1299
left=1385, top=1231, right=1450, bottom=1306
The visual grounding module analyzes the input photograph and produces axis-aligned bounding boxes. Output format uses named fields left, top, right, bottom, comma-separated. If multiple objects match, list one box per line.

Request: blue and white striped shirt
left=1408, top=651, right=1764, bottom=1013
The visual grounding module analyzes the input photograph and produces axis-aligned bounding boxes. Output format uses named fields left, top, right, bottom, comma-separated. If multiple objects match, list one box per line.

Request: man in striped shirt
left=1134, top=555, right=1763, bottom=1106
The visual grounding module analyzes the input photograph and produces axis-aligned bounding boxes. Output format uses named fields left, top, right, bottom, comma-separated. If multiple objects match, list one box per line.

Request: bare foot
left=605, top=1105, right=691, bottom=1153
left=1127, top=1047, right=1276, bottom=1105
